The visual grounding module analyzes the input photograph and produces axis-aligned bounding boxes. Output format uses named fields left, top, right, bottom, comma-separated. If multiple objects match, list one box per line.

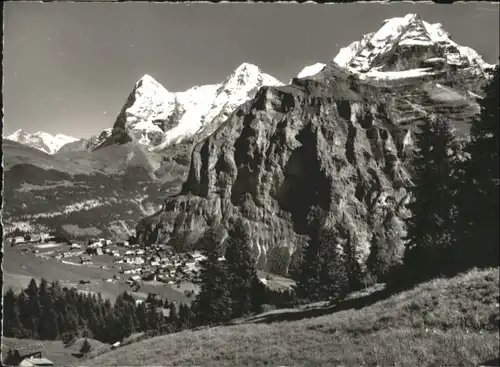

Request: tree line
left=2, top=279, right=192, bottom=345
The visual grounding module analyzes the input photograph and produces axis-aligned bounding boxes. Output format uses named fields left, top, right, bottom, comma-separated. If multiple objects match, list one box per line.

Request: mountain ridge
left=4, top=129, right=80, bottom=155
left=96, top=62, right=284, bottom=153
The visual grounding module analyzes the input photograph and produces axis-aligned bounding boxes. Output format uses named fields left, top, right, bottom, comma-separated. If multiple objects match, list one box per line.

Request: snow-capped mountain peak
left=5, top=129, right=79, bottom=154
left=332, top=13, right=495, bottom=78
left=135, top=74, right=168, bottom=91
left=114, top=74, right=177, bottom=144
left=104, top=62, right=284, bottom=151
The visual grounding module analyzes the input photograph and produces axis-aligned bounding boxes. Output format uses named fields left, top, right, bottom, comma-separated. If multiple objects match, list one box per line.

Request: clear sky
left=3, top=2, right=499, bottom=139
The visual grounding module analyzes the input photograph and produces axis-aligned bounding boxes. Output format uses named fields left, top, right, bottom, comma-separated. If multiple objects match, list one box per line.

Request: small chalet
left=80, top=254, right=92, bottom=264
left=130, top=275, right=142, bottom=282
left=15, top=344, right=44, bottom=360
left=142, top=272, right=156, bottom=281
left=13, top=236, right=26, bottom=245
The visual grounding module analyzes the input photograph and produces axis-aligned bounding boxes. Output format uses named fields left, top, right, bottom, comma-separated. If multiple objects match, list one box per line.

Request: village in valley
left=6, top=230, right=219, bottom=301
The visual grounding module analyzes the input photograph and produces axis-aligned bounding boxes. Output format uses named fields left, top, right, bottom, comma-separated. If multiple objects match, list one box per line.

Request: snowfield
left=297, top=63, right=327, bottom=79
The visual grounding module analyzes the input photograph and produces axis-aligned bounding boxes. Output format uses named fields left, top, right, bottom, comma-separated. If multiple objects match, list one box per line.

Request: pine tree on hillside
left=294, top=225, right=350, bottom=303
left=168, top=303, right=178, bottom=325
left=293, top=208, right=325, bottom=302
left=191, top=226, right=232, bottom=326
left=178, top=303, right=192, bottom=329
left=80, top=338, right=92, bottom=355
left=293, top=234, right=322, bottom=302
left=366, top=231, right=392, bottom=283
left=135, top=301, right=148, bottom=332
left=317, top=228, right=350, bottom=303
left=3, top=349, right=21, bottom=367
left=403, top=116, right=461, bottom=281
left=224, top=219, right=262, bottom=318
left=163, top=297, right=170, bottom=309
left=458, top=67, right=499, bottom=269
left=3, top=288, right=21, bottom=337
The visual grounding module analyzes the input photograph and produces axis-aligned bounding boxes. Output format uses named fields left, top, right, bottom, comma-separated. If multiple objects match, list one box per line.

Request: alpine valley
left=3, top=13, right=496, bottom=273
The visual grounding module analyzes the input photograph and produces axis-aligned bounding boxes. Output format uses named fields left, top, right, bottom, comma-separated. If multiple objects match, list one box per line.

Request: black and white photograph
left=1, top=1, right=499, bottom=366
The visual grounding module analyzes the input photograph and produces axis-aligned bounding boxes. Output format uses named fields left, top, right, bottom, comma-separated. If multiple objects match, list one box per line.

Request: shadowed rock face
left=136, top=63, right=480, bottom=275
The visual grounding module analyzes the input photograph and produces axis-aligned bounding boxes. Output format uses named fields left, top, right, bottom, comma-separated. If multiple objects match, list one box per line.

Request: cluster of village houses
left=11, top=232, right=217, bottom=288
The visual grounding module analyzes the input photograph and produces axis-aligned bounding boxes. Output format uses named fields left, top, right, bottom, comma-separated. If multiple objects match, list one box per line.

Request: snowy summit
left=104, top=63, right=284, bottom=150
left=5, top=129, right=80, bottom=154
left=300, top=14, right=495, bottom=82
left=334, top=13, right=495, bottom=79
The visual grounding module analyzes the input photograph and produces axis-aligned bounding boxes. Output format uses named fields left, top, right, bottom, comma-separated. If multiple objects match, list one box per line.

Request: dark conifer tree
left=293, top=208, right=325, bottom=302
left=178, top=303, right=192, bottom=329
left=135, top=302, right=148, bottom=332
left=404, top=116, right=461, bottom=281
left=3, top=288, right=20, bottom=337
left=168, top=303, right=178, bottom=327
left=163, top=297, right=170, bottom=309
left=294, top=215, right=350, bottom=303
left=366, top=231, right=391, bottom=283
left=317, top=228, right=350, bottom=303
left=457, top=67, right=499, bottom=269
left=192, top=226, right=232, bottom=326
left=3, top=349, right=21, bottom=367
left=80, top=338, right=92, bottom=355
left=224, top=219, right=261, bottom=318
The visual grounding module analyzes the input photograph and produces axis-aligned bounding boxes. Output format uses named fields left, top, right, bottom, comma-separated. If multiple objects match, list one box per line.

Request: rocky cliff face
left=136, top=62, right=482, bottom=275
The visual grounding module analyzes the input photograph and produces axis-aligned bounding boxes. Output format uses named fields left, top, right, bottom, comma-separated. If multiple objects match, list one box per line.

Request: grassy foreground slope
left=87, top=268, right=500, bottom=366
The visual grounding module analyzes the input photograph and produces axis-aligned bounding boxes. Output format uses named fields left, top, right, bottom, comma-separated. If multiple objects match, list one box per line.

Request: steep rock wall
left=136, top=65, right=418, bottom=275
